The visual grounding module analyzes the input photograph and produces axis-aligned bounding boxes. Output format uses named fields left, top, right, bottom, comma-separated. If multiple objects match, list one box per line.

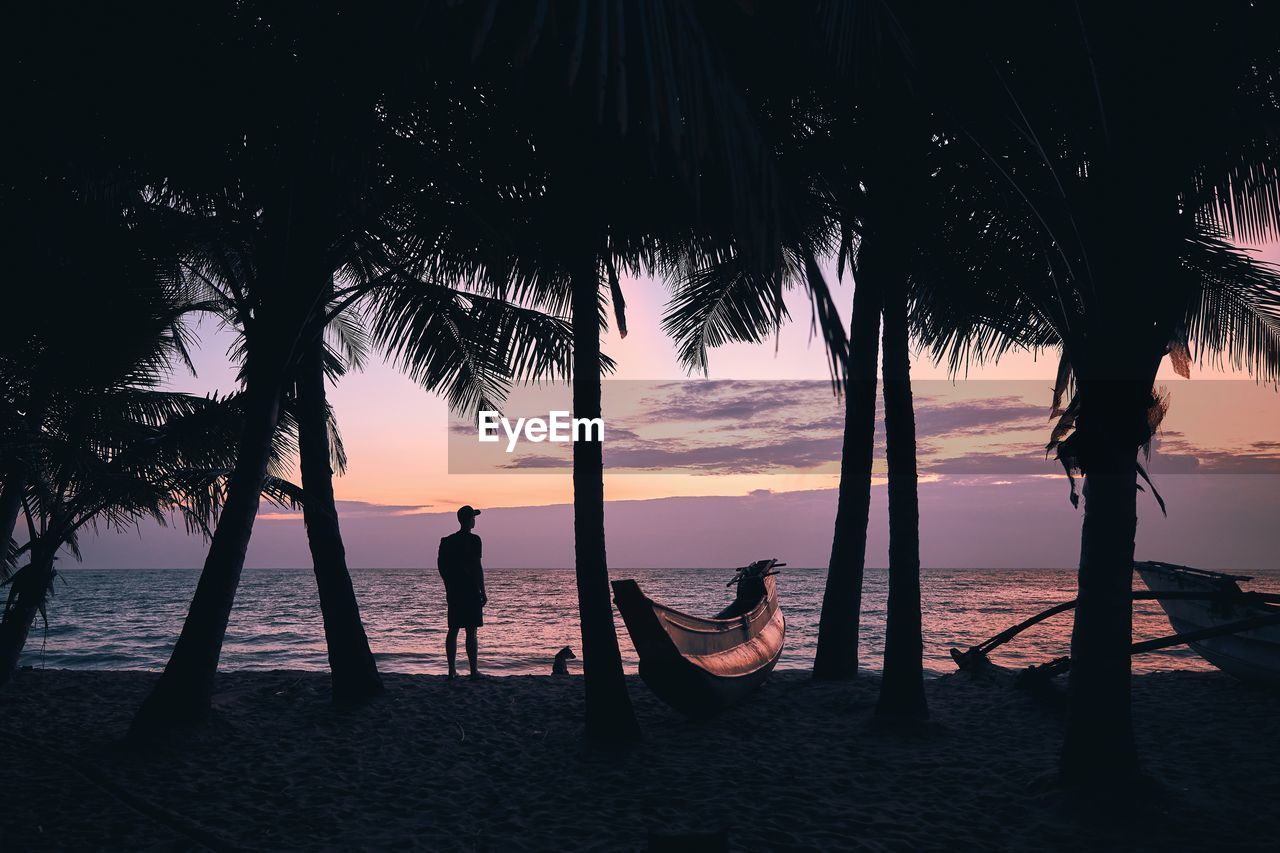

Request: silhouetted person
left=438, top=505, right=487, bottom=678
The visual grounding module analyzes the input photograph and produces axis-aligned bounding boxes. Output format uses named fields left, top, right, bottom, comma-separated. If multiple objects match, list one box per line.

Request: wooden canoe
left=611, top=560, right=785, bottom=717
left=1136, top=561, right=1280, bottom=684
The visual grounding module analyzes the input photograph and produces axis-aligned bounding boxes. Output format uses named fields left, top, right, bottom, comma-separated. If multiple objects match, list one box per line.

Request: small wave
left=23, top=651, right=140, bottom=666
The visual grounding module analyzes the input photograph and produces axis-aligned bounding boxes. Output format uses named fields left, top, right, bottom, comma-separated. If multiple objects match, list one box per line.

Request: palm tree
left=139, top=183, right=577, bottom=722
left=196, top=246, right=389, bottom=709
left=10, top=0, right=791, bottom=742
left=906, top=2, right=1280, bottom=785
left=572, top=254, right=637, bottom=741
left=129, top=1, right=594, bottom=730
left=855, top=95, right=934, bottom=723
left=873, top=219, right=928, bottom=723
left=126, top=4, right=473, bottom=728
left=658, top=3, right=933, bottom=700
left=294, top=298, right=384, bottom=705
left=405, top=1, right=815, bottom=742
left=0, top=180, right=303, bottom=683
left=660, top=5, right=935, bottom=712
left=129, top=201, right=332, bottom=730
left=117, top=3, right=362, bottom=729
left=812, top=260, right=880, bottom=679
left=0, top=388, right=302, bottom=686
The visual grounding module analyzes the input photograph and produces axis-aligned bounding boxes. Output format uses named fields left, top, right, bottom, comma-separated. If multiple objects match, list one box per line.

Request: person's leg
left=445, top=627, right=459, bottom=678
left=465, top=626, right=478, bottom=676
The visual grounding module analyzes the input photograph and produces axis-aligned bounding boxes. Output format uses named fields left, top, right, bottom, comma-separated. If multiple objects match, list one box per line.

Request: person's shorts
left=447, top=596, right=483, bottom=629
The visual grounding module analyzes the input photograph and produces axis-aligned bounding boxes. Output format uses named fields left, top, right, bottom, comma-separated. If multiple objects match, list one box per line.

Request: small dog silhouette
left=552, top=645, right=576, bottom=675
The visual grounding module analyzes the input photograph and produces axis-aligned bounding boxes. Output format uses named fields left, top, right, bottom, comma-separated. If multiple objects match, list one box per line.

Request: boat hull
left=1136, top=562, right=1280, bottom=684
left=612, top=568, right=785, bottom=717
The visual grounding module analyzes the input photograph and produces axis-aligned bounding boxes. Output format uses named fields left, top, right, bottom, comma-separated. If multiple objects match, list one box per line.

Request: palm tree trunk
left=0, top=538, right=57, bottom=687
left=874, top=256, right=928, bottom=723
left=130, top=358, right=287, bottom=733
left=813, top=255, right=883, bottom=679
left=1060, top=378, right=1145, bottom=784
left=296, top=325, right=384, bottom=705
left=570, top=259, right=640, bottom=743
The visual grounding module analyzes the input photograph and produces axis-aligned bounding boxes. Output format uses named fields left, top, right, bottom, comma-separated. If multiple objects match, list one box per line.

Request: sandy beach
left=2, top=668, right=1276, bottom=851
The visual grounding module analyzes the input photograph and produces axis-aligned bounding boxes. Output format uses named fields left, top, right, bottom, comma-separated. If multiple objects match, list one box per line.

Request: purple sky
left=77, top=475, right=1278, bottom=571
left=67, top=250, right=1280, bottom=571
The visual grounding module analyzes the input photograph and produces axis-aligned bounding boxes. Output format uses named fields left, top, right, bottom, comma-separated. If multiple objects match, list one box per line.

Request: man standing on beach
left=438, top=505, right=487, bottom=679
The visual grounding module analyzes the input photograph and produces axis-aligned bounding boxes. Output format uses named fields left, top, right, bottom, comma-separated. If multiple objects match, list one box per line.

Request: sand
left=1, top=668, right=1276, bottom=851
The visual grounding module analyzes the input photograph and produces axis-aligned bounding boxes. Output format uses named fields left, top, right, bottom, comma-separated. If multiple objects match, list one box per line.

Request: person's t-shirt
left=438, top=531, right=483, bottom=600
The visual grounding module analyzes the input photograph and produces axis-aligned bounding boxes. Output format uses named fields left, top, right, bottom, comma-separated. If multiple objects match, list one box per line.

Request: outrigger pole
left=951, top=589, right=1280, bottom=673
left=1016, top=610, right=1280, bottom=683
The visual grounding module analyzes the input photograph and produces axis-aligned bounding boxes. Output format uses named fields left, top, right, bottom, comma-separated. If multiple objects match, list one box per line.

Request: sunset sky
left=78, top=250, right=1280, bottom=571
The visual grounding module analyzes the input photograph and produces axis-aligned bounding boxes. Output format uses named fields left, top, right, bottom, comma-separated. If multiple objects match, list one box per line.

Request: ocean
left=21, top=566, right=1272, bottom=677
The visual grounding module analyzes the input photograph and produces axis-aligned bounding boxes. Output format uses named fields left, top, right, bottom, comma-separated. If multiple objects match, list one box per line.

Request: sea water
left=22, top=567, right=1274, bottom=676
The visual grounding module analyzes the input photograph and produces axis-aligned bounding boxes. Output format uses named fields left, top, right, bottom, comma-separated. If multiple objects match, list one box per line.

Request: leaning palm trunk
left=874, top=252, right=928, bottom=723
left=570, top=260, right=640, bottom=743
left=0, top=539, right=57, bottom=687
left=1059, top=375, right=1153, bottom=782
left=296, top=326, right=384, bottom=705
left=130, top=357, right=287, bottom=732
left=131, top=189, right=327, bottom=734
left=813, top=259, right=884, bottom=679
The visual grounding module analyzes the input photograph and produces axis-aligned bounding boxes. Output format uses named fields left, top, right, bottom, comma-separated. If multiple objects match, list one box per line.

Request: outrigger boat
left=612, top=559, right=785, bottom=717
left=952, top=561, right=1280, bottom=689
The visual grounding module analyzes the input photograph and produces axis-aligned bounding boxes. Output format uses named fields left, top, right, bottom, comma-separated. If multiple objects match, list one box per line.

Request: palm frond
left=325, top=306, right=371, bottom=373
left=363, top=273, right=577, bottom=414
left=802, top=250, right=850, bottom=390
left=662, top=252, right=792, bottom=376
left=1181, top=234, right=1280, bottom=384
